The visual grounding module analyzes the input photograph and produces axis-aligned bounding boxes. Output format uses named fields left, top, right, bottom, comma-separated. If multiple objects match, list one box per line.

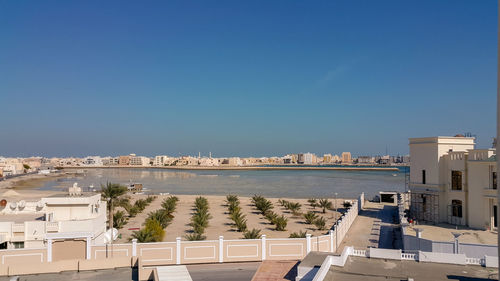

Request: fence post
left=176, top=237, right=181, bottom=265
left=306, top=234, right=311, bottom=254
left=261, top=234, right=266, bottom=260
left=219, top=236, right=224, bottom=263
left=47, top=238, right=53, bottom=262
left=86, top=236, right=91, bottom=260
left=132, top=239, right=137, bottom=257
left=329, top=230, right=334, bottom=252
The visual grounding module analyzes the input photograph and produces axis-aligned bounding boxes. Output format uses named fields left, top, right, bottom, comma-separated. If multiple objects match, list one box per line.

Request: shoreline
left=60, top=165, right=400, bottom=171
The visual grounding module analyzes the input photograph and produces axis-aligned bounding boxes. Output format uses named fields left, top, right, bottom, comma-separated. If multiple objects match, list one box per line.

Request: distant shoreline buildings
left=0, top=152, right=409, bottom=177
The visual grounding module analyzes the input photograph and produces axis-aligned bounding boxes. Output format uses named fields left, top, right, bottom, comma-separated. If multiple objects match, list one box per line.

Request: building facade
left=0, top=190, right=107, bottom=249
left=408, top=136, right=497, bottom=231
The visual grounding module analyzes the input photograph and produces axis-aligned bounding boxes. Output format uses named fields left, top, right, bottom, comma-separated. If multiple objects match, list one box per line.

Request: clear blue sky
left=0, top=0, right=496, bottom=158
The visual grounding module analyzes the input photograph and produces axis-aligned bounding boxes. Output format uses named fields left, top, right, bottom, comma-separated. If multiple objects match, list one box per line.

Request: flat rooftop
left=406, top=224, right=498, bottom=245
left=326, top=256, right=497, bottom=281
left=0, top=213, right=44, bottom=223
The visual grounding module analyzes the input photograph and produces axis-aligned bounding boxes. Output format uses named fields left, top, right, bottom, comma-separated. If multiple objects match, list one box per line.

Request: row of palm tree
left=186, top=196, right=212, bottom=241
left=252, top=195, right=287, bottom=231
left=131, top=196, right=179, bottom=243
left=225, top=195, right=262, bottom=239
left=226, top=195, right=247, bottom=232
left=278, top=199, right=302, bottom=216
left=303, top=211, right=327, bottom=230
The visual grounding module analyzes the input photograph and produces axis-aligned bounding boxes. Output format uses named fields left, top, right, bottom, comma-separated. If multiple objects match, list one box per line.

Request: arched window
left=451, top=200, right=463, bottom=218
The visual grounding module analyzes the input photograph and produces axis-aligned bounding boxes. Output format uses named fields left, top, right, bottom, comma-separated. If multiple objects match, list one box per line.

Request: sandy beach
left=116, top=194, right=349, bottom=242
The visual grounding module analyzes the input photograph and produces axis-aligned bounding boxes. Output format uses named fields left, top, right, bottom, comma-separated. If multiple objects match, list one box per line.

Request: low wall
left=0, top=198, right=361, bottom=277
left=368, top=248, right=401, bottom=260
left=418, top=251, right=466, bottom=265
left=398, top=193, right=497, bottom=259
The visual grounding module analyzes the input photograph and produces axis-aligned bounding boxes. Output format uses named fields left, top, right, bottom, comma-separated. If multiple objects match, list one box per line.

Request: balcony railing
left=12, top=224, right=25, bottom=233
left=46, top=222, right=59, bottom=232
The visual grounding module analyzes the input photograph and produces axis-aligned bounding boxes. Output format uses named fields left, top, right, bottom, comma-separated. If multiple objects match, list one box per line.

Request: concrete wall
left=418, top=251, right=467, bottom=265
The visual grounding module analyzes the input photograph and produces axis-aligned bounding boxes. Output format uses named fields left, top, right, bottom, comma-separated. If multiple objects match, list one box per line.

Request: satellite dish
left=18, top=200, right=26, bottom=208
left=10, top=202, right=17, bottom=209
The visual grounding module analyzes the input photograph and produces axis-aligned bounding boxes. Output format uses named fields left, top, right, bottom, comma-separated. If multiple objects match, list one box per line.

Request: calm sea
left=34, top=167, right=408, bottom=199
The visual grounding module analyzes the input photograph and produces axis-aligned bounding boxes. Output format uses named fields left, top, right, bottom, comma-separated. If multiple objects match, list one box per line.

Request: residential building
left=82, top=156, right=103, bottom=166
left=130, top=156, right=151, bottom=166
left=0, top=185, right=107, bottom=249
left=118, top=155, right=131, bottom=165
left=341, top=152, right=352, bottom=164
left=357, top=156, right=375, bottom=164
left=408, top=136, right=497, bottom=231
left=323, top=154, right=333, bottom=164
left=153, top=155, right=175, bottom=166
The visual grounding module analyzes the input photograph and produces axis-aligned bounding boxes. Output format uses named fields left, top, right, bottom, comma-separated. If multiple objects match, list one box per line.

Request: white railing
left=401, top=252, right=417, bottom=260
left=12, top=223, right=24, bottom=233
left=46, top=222, right=59, bottom=232
left=352, top=249, right=367, bottom=257
left=466, top=257, right=484, bottom=266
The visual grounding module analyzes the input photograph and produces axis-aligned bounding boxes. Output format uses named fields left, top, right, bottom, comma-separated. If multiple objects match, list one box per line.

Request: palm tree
left=243, top=228, right=261, bottom=239
left=303, top=211, right=318, bottom=224
left=314, top=217, right=327, bottom=230
left=186, top=233, right=206, bottom=241
left=147, top=209, right=171, bottom=228
left=131, top=228, right=155, bottom=243
left=318, top=199, right=332, bottom=214
left=307, top=198, right=317, bottom=209
left=101, top=182, right=128, bottom=233
left=113, top=210, right=128, bottom=229
left=274, top=215, right=288, bottom=231
left=289, top=230, right=307, bottom=238
left=287, top=202, right=302, bottom=216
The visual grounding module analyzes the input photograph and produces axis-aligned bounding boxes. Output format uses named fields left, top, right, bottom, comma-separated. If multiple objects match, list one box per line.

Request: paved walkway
left=337, top=202, right=401, bottom=253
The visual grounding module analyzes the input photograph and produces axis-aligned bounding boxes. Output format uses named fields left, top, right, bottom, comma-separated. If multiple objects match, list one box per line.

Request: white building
left=153, top=155, right=175, bottom=166
left=82, top=156, right=103, bottom=166
left=0, top=187, right=107, bottom=249
left=408, top=136, right=497, bottom=231
left=357, top=156, right=375, bottom=164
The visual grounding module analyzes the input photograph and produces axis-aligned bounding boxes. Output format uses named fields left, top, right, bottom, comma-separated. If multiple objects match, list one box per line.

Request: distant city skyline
left=0, top=1, right=496, bottom=157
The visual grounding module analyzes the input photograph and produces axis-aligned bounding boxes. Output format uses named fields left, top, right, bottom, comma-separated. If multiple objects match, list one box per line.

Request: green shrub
left=144, top=219, right=165, bottom=242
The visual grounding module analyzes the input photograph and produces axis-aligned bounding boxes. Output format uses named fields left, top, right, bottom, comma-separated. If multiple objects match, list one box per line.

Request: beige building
left=408, top=136, right=497, bottom=231
left=130, top=156, right=150, bottom=166
left=341, top=152, right=352, bottom=164
left=0, top=187, right=107, bottom=250
left=118, top=155, right=131, bottom=165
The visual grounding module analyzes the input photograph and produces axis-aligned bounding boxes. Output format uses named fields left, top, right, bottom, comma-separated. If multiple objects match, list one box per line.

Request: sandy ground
left=406, top=224, right=498, bottom=244
left=117, top=194, right=348, bottom=242
left=0, top=173, right=66, bottom=200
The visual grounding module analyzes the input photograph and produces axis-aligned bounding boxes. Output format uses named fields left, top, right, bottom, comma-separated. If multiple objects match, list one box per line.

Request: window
left=422, top=170, right=426, bottom=184
left=493, top=172, right=497, bottom=190
left=451, top=171, right=462, bottom=190
left=12, top=242, right=24, bottom=249
left=451, top=200, right=463, bottom=218
left=494, top=205, right=498, bottom=228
